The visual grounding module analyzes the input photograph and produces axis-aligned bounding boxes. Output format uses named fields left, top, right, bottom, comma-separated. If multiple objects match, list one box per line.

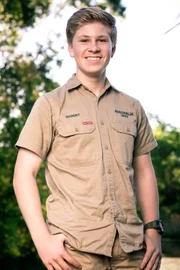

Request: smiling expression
left=68, top=22, right=116, bottom=80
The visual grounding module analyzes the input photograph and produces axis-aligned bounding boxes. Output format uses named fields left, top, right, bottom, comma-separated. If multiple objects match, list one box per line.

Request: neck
left=76, top=72, right=106, bottom=97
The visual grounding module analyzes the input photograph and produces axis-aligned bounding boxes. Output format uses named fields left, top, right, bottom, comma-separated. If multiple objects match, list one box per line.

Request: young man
left=13, top=7, right=163, bottom=270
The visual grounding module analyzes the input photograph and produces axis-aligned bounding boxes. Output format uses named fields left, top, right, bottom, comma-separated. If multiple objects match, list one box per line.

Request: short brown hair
left=66, top=7, right=117, bottom=45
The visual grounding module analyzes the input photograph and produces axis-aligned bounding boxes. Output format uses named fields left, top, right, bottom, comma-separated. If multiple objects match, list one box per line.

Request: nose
left=88, top=42, right=100, bottom=53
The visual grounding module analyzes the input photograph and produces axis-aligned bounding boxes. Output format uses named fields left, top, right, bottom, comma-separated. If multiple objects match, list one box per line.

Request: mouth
left=85, top=57, right=102, bottom=61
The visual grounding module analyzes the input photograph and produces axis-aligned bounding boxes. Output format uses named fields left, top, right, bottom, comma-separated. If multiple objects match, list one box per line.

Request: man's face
left=68, top=22, right=116, bottom=79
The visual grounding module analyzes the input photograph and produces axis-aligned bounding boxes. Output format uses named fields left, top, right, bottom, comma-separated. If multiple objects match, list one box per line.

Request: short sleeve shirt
left=16, top=75, right=157, bottom=256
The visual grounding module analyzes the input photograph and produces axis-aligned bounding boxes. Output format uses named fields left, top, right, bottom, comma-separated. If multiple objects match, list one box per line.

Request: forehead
left=74, top=22, right=111, bottom=38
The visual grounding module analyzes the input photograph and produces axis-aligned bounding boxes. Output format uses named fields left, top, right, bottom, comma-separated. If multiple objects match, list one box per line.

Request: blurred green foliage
left=152, top=120, right=180, bottom=221
left=0, top=0, right=50, bottom=27
left=68, top=0, right=126, bottom=16
left=0, top=0, right=179, bottom=268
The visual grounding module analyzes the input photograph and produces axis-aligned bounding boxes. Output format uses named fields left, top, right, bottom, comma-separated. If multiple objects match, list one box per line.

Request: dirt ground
left=160, top=257, right=180, bottom=270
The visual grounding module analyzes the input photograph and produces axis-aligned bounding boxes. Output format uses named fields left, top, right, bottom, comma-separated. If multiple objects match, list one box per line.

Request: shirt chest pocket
left=111, top=121, right=137, bottom=164
left=53, top=121, right=99, bottom=168
left=58, top=122, right=95, bottom=137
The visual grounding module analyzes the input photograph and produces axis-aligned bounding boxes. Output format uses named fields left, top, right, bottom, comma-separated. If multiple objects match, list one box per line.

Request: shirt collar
left=66, top=74, right=81, bottom=91
left=65, top=74, right=119, bottom=93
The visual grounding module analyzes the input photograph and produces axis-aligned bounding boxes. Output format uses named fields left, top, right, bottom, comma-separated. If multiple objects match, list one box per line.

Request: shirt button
left=105, top=145, right=108, bottom=150
left=101, top=121, right=104, bottom=125
left=108, top=169, right=112, bottom=174
left=75, top=128, right=79, bottom=132
left=127, top=127, right=130, bottom=132
left=110, top=194, right=114, bottom=200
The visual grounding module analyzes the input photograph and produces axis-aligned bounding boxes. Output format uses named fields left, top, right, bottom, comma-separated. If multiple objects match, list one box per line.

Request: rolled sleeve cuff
left=134, top=140, right=158, bottom=157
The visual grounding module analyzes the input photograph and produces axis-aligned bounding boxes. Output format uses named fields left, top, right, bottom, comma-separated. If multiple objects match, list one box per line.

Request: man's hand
left=140, top=229, right=162, bottom=270
left=35, top=233, right=81, bottom=270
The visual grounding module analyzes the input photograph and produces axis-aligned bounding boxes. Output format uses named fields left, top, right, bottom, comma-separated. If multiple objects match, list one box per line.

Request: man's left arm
left=133, top=153, right=162, bottom=270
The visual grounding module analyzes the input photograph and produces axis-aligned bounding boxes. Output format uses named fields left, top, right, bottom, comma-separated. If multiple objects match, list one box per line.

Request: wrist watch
left=144, top=220, right=165, bottom=235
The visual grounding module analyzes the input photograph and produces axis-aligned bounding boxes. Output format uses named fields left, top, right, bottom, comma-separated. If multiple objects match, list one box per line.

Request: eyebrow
left=77, top=35, right=109, bottom=38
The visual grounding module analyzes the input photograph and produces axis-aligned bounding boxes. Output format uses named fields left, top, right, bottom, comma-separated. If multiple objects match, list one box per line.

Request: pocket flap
left=58, top=121, right=95, bottom=137
left=111, top=121, right=137, bottom=137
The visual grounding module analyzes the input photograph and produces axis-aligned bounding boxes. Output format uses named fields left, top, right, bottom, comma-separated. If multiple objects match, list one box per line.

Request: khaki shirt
left=16, top=75, right=157, bottom=256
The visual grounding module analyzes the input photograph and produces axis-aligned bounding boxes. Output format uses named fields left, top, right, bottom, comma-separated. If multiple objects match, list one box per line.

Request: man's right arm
left=13, top=148, right=81, bottom=270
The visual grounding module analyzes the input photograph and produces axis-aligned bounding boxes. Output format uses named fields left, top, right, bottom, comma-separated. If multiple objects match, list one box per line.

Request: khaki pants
left=65, top=233, right=145, bottom=270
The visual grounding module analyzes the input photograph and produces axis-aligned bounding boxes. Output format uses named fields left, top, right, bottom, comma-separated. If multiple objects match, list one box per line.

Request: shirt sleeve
left=133, top=101, right=157, bottom=157
left=16, top=95, right=53, bottom=160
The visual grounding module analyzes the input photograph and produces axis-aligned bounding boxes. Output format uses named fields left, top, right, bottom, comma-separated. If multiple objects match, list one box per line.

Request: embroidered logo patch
left=66, top=113, right=80, bottom=118
left=115, top=110, right=134, bottom=118
left=82, top=121, right=93, bottom=125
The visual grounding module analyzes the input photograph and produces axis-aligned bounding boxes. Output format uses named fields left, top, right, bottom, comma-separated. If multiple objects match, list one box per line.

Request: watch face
left=158, top=221, right=165, bottom=235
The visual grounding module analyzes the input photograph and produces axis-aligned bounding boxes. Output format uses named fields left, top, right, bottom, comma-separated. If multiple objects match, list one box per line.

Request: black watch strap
left=144, top=220, right=165, bottom=235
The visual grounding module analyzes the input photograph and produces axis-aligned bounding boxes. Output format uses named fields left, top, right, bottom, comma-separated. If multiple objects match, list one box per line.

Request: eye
left=80, top=39, right=89, bottom=43
left=98, top=39, right=107, bottom=42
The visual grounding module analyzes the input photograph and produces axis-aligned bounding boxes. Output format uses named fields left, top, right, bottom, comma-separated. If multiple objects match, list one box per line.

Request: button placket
left=108, top=172, right=116, bottom=216
left=105, top=154, right=116, bottom=216
left=97, top=99, right=116, bottom=218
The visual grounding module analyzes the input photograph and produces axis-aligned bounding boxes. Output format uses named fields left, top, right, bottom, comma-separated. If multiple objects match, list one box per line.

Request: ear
left=111, top=45, right=116, bottom=58
left=68, top=43, right=74, bottom=58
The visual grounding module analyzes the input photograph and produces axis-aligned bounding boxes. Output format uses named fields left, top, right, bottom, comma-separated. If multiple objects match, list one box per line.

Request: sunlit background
left=17, top=0, right=180, bottom=128
left=0, top=1, right=180, bottom=269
